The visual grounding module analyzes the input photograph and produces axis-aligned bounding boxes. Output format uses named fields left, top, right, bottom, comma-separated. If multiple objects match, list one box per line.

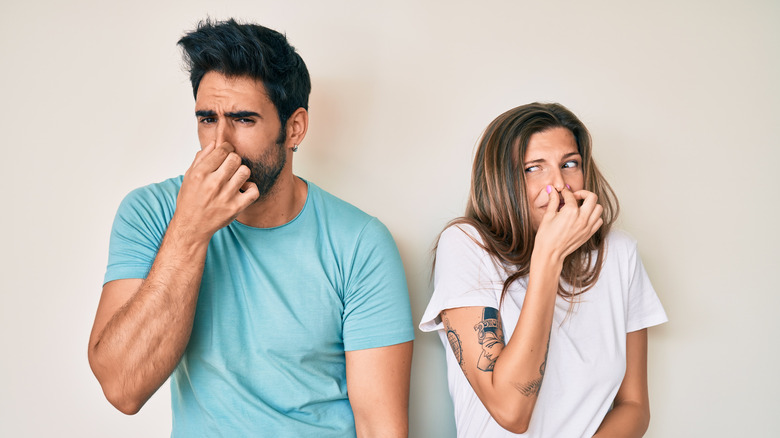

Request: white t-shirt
left=420, top=225, right=668, bottom=438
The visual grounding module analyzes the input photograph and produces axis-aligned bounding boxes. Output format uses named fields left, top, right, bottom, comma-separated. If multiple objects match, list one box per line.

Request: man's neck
left=235, top=173, right=308, bottom=229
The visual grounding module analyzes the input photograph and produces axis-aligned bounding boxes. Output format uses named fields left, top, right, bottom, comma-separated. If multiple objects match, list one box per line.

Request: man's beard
left=241, top=130, right=287, bottom=200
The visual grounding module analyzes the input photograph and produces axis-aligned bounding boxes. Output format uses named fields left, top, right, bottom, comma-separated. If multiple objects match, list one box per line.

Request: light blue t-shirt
left=104, top=176, right=414, bottom=437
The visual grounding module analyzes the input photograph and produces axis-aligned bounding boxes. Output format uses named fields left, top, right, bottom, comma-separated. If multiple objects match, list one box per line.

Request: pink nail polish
left=566, top=184, right=571, bottom=190
left=546, top=185, right=552, bottom=194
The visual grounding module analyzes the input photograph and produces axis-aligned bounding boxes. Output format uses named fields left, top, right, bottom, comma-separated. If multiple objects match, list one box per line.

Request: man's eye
left=199, top=117, right=216, bottom=124
left=236, top=118, right=255, bottom=124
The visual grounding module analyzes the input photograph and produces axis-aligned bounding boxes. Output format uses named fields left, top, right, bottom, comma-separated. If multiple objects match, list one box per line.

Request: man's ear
left=286, top=108, right=308, bottom=151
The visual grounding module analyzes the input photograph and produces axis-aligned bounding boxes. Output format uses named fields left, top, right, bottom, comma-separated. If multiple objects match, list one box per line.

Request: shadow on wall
left=396, top=234, right=458, bottom=438
left=297, top=77, right=379, bottom=193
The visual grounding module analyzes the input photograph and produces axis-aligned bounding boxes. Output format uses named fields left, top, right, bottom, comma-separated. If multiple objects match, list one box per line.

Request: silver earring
left=292, top=144, right=299, bottom=152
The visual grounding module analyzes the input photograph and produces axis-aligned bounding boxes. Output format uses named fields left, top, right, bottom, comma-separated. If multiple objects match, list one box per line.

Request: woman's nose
left=549, top=169, right=565, bottom=192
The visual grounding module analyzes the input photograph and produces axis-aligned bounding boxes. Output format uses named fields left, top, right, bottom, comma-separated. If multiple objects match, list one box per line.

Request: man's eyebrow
left=225, top=111, right=261, bottom=118
left=195, top=110, right=216, bottom=117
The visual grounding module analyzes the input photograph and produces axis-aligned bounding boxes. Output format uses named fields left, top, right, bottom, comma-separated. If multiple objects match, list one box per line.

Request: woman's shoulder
left=439, top=222, right=488, bottom=251
left=604, top=228, right=641, bottom=260
left=441, top=222, right=479, bottom=239
left=606, top=228, right=638, bottom=246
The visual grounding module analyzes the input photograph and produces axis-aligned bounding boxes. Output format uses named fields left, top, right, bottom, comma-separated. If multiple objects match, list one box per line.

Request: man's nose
left=215, top=120, right=233, bottom=146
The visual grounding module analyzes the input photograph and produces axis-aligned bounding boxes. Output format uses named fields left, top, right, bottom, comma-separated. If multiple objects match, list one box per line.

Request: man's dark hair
left=178, top=18, right=311, bottom=128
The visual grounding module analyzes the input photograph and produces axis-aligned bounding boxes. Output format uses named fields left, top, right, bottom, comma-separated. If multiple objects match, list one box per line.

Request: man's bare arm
left=88, top=235, right=207, bottom=414
left=87, top=142, right=258, bottom=414
left=346, top=341, right=413, bottom=438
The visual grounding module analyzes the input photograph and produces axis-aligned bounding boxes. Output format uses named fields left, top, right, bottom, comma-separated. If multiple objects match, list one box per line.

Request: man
left=88, top=19, right=414, bottom=437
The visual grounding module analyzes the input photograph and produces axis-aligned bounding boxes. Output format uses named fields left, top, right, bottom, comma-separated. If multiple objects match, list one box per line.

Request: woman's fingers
left=588, top=204, right=604, bottom=234
left=544, top=186, right=560, bottom=219
left=535, top=188, right=604, bottom=260
left=572, top=190, right=597, bottom=209
left=542, top=188, right=601, bottom=226
left=558, top=188, right=601, bottom=239
left=559, top=188, right=578, bottom=211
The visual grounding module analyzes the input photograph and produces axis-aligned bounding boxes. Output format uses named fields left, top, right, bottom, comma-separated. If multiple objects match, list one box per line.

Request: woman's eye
left=524, top=165, right=539, bottom=173
left=563, top=160, right=579, bottom=169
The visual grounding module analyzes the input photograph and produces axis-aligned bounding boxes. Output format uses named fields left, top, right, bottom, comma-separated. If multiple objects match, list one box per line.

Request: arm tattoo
left=514, top=335, right=550, bottom=397
left=474, top=307, right=504, bottom=372
left=514, top=377, right=543, bottom=397
left=442, top=313, right=464, bottom=367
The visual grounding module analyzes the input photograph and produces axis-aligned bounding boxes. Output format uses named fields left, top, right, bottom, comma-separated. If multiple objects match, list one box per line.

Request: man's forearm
left=88, top=224, right=209, bottom=414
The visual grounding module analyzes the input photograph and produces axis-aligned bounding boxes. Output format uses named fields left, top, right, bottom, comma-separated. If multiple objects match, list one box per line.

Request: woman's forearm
left=592, top=400, right=650, bottom=438
left=593, top=330, right=650, bottom=438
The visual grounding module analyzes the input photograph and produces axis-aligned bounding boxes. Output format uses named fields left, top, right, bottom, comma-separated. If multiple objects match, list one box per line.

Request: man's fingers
left=196, top=142, right=235, bottom=173
left=215, top=152, right=243, bottom=180
left=218, top=141, right=236, bottom=154
left=191, top=141, right=216, bottom=168
left=237, top=182, right=260, bottom=207
left=227, top=164, right=252, bottom=192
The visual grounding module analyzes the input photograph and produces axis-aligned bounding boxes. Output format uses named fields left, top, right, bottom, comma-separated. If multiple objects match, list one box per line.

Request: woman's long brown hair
left=439, top=102, right=619, bottom=304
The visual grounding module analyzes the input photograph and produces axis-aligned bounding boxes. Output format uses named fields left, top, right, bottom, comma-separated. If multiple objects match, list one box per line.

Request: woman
left=420, top=103, right=667, bottom=437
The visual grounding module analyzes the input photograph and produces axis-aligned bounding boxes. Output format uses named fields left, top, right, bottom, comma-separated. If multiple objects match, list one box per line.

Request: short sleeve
left=341, top=218, right=415, bottom=351
left=418, top=225, right=505, bottom=333
left=622, top=234, right=668, bottom=333
left=103, top=178, right=179, bottom=284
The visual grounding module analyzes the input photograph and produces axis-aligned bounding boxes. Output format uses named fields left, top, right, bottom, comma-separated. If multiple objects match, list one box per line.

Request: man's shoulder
left=116, top=175, right=182, bottom=219
left=306, top=181, right=380, bottom=232
left=126, top=175, right=183, bottom=199
left=121, top=175, right=182, bottom=204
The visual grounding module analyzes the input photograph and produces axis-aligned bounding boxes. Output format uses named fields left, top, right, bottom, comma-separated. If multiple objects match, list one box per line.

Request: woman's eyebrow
left=523, top=152, right=581, bottom=165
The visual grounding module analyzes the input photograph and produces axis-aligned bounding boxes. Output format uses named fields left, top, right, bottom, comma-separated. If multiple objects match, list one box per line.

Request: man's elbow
left=108, top=396, right=143, bottom=416
left=102, top=383, right=145, bottom=415
left=88, top=351, right=144, bottom=415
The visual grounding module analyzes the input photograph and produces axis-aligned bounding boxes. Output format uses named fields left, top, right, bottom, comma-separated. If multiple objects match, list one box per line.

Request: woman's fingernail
left=546, top=185, right=552, bottom=194
left=566, top=184, right=571, bottom=190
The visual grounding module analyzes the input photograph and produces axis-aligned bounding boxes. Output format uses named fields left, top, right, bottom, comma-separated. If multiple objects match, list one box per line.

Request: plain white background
left=1, top=1, right=778, bottom=436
